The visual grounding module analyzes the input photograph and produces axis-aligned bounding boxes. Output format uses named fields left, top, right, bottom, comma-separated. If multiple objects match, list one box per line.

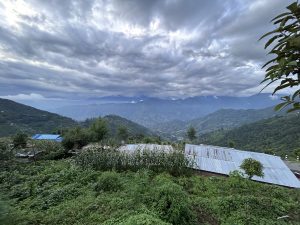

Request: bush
left=13, top=133, right=27, bottom=149
left=0, top=140, right=13, bottom=160
left=120, top=213, right=171, bottom=225
left=32, top=140, right=67, bottom=160
left=89, top=118, right=108, bottom=142
left=151, top=175, right=195, bottom=225
left=62, top=127, right=89, bottom=150
left=240, top=158, right=264, bottom=179
left=94, top=171, right=122, bottom=193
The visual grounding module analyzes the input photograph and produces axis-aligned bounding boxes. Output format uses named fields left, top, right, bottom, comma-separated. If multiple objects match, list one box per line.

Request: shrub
left=94, top=171, right=122, bottom=193
left=62, top=127, right=89, bottom=150
left=0, top=140, right=13, bottom=160
left=0, top=199, right=10, bottom=225
left=89, top=118, right=108, bottom=142
left=32, top=140, right=66, bottom=160
left=120, top=213, right=171, bottom=225
left=13, top=133, right=27, bottom=149
left=240, top=158, right=264, bottom=179
left=151, top=175, right=195, bottom=225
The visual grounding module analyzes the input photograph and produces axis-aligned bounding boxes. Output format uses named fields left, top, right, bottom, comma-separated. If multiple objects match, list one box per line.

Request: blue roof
left=32, top=134, right=62, bottom=142
left=185, top=144, right=300, bottom=188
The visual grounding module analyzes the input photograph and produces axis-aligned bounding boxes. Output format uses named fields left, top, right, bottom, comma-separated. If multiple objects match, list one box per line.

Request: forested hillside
left=155, top=107, right=281, bottom=139
left=198, top=114, right=300, bottom=156
left=83, top=115, right=154, bottom=137
left=0, top=98, right=77, bottom=137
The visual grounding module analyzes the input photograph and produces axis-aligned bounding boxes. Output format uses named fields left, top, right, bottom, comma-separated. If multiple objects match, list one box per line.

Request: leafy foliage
left=75, top=147, right=192, bottom=176
left=260, top=2, right=300, bottom=112
left=88, top=118, right=109, bottom=142
left=187, top=126, right=196, bottom=141
left=62, top=127, right=90, bottom=150
left=240, top=158, right=264, bottom=179
left=13, top=133, right=27, bottom=149
left=117, top=126, right=129, bottom=142
left=0, top=160, right=299, bottom=225
left=94, top=171, right=123, bottom=193
left=119, top=213, right=171, bottom=225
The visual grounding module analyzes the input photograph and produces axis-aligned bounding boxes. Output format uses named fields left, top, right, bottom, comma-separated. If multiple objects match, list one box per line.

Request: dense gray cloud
left=0, top=0, right=295, bottom=106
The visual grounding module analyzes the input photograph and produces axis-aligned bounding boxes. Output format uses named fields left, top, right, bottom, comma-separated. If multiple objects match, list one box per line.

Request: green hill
left=198, top=113, right=300, bottom=156
left=82, top=114, right=154, bottom=138
left=155, top=107, right=281, bottom=139
left=0, top=98, right=77, bottom=137
left=103, top=115, right=155, bottom=137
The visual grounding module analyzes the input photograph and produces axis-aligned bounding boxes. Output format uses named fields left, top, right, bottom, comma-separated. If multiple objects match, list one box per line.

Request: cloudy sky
left=0, top=0, right=294, bottom=107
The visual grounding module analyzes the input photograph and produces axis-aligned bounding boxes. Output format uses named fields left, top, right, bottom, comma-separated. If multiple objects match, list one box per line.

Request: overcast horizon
left=0, top=0, right=294, bottom=108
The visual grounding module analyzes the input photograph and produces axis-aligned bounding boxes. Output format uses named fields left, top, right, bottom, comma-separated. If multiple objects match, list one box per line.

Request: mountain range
left=50, top=94, right=281, bottom=127
left=0, top=98, right=77, bottom=137
left=154, top=107, right=283, bottom=139
left=0, top=98, right=153, bottom=138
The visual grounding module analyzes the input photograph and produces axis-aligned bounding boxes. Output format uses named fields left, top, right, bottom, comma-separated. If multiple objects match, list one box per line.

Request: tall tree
left=187, top=126, right=196, bottom=141
left=89, top=118, right=108, bottom=142
left=117, top=126, right=129, bottom=142
left=260, top=2, right=300, bottom=112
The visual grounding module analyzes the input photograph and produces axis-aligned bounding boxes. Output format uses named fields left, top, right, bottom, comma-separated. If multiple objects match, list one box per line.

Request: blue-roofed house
left=31, top=134, right=63, bottom=142
left=185, top=144, right=300, bottom=188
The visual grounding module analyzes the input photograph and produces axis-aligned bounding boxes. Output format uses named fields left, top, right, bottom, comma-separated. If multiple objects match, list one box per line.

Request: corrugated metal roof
left=32, top=134, right=62, bottom=142
left=118, top=144, right=174, bottom=153
left=185, top=144, right=300, bottom=188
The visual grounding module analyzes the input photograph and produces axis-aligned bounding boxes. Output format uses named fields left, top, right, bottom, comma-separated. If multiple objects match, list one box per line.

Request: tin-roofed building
left=185, top=144, right=300, bottom=188
left=32, top=134, right=63, bottom=142
left=118, top=144, right=174, bottom=154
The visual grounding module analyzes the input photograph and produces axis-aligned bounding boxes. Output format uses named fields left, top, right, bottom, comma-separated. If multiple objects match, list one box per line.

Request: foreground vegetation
left=0, top=154, right=299, bottom=225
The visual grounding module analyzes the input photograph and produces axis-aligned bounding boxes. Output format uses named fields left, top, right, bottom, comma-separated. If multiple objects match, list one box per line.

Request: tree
left=117, top=126, right=129, bottom=142
left=89, top=118, right=108, bottom=142
left=187, top=126, right=196, bottom=141
left=240, top=158, right=264, bottom=179
left=228, top=140, right=235, bottom=148
left=13, top=133, right=27, bottom=149
left=260, top=2, right=300, bottom=112
left=62, top=127, right=89, bottom=150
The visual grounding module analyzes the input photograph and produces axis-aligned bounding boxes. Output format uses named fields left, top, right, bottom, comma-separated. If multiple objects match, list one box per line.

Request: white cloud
left=0, top=0, right=295, bottom=104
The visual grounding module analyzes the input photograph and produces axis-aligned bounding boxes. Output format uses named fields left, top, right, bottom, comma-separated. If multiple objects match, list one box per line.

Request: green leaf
left=292, top=89, right=300, bottom=100
left=274, top=102, right=289, bottom=111
left=287, top=61, right=297, bottom=66
left=287, top=2, right=298, bottom=13
left=259, top=29, right=279, bottom=40
left=264, top=35, right=281, bottom=49
left=261, top=58, right=276, bottom=68
left=272, top=83, right=291, bottom=94
left=271, top=12, right=292, bottom=22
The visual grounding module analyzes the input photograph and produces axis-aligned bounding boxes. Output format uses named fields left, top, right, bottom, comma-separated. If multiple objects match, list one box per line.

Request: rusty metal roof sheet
left=185, top=144, right=300, bottom=188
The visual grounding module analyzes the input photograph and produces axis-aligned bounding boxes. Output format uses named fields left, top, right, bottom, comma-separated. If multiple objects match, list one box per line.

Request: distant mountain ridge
left=0, top=98, right=77, bottom=137
left=82, top=115, right=154, bottom=137
left=51, top=94, right=281, bottom=127
left=0, top=98, right=155, bottom=138
left=154, top=107, right=282, bottom=139
left=197, top=113, right=300, bottom=156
